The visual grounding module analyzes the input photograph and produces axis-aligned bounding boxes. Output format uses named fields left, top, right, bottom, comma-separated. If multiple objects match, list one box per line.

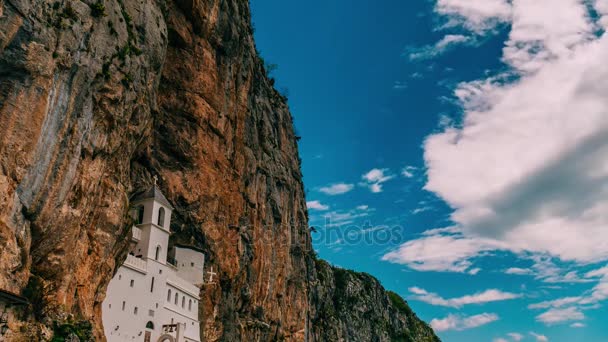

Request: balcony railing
left=131, top=226, right=142, bottom=242
left=124, top=254, right=147, bottom=273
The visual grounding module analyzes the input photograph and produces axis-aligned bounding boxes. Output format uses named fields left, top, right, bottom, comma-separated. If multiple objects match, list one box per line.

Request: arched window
left=134, top=306, right=138, bottom=315
left=150, top=277, right=155, bottom=293
left=174, top=293, right=178, bottom=305
left=157, top=207, right=165, bottom=227
left=188, top=299, right=192, bottom=311
left=137, top=206, right=144, bottom=224
left=182, top=296, right=185, bottom=308
left=167, top=289, right=171, bottom=301
left=155, top=245, right=161, bottom=261
left=146, top=321, right=154, bottom=330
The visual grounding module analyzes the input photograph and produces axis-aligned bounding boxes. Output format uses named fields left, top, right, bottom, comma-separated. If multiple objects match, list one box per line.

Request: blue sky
left=251, top=1, right=608, bottom=341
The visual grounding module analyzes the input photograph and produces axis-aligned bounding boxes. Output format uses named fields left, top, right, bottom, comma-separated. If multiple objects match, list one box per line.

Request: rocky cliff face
left=311, top=260, right=440, bottom=342
left=0, top=0, right=438, bottom=341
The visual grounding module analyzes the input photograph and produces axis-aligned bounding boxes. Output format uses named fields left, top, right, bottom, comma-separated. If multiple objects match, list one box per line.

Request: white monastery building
left=102, top=183, right=206, bottom=342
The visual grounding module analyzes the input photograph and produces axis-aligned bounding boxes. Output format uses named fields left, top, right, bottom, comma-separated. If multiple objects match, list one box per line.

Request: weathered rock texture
left=0, top=0, right=439, bottom=341
left=312, top=260, right=440, bottom=342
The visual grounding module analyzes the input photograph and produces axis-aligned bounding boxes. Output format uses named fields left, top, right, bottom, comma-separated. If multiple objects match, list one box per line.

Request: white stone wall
left=174, top=247, right=205, bottom=285
left=103, top=257, right=202, bottom=342
left=103, top=195, right=201, bottom=342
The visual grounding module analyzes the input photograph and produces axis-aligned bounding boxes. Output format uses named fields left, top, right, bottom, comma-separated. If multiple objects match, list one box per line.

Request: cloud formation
left=401, top=165, right=417, bottom=178
left=507, top=332, right=524, bottom=341
left=525, top=263, right=608, bottom=326
left=361, top=168, right=395, bottom=193
left=385, top=0, right=608, bottom=281
left=435, top=0, right=511, bottom=32
left=306, top=200, right=329, bottom=211
left=422, top=0, right=608, bottom=264
left=382, top=228, right=501, bottom=273
left=530, top=332, right=549, bottom=342
left=409, top=287, right=520, bottom=308
left=318, top=183, right=354, bottom=195
left=430, top=312, right=498, bottom=331
left=535, top=307, right=585, bottom=325
left=383, top=2, right=608, bottom=334
left=311, top=205, right=374, bottom=228
left=407, top=34, right=472, bottom=61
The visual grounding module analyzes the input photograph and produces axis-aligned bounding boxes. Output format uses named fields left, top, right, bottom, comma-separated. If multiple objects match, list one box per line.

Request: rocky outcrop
left=311, top=260, right=440, bottom=342
left=0, top=0, right=438, bottom=341
left=0, top=0, right=167, bottom=339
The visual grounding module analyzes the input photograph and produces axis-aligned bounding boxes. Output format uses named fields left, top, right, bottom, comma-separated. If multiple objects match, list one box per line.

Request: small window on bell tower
left=155, top=246, right=161, bottom=261
left=137, top=206, right=144, bottom=224
left=158, top=207, right=165, bottom=227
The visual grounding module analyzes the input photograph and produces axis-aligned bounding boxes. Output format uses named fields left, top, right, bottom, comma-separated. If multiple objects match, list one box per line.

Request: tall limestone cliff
left=0, top=0, right=440, bottom=341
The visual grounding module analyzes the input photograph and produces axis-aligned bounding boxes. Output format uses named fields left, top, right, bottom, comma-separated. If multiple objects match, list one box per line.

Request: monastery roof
left=131, top=184, right=174, bottom=209
left=174, top=243, right=206, bottom=254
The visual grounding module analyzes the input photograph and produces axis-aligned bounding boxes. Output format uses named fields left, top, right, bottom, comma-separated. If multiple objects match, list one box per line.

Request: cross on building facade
left=206, top=267, right=217, bottom=284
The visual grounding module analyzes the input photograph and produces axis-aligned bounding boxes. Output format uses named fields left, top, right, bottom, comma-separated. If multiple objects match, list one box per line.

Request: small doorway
left=144, top=321, right=154, bottom=342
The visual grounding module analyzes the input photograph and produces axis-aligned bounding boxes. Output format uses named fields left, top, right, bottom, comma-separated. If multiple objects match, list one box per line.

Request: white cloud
left=503, top=0, right=594, bottom=73
left=408, top=34, right=472, bottom=61
left=507, top=332, right=524, bottom=341
left=318, top=183, right=354, bottom=195
left=536, top=307, right=585, bottom=325
left=306, top=200, right=329, bottom=211
left=411, top=206, right=433, bottom=215
left=393, top=81, right=408, bottom=90
left=505, top=267, right=533, bottom=275
left=408, top=287, right=520, bottom=308
left=362, top=168, right=394, bottom=183
left=382, top=5, right=608, bottom=329
left=528, top=269, right=608, bottom=325
left=528, top=297, right=583, bottom=310
left=597, top=0, right=608, bottom=29
left=409, top=286, right=428, bottom=295
left=390, top=0, right=608, bottom=274
left=468, top=267, right=481, bottom=275
left=421, top=226, right=460, bottom=236
left=585, top=265, right=608, bottom=278
left=430, top=312, right=498, bottom=331
left=361, top=168, right=395, bottom=193
left=435, top=0, right=511, bottom=32
left=382, top=228, right=503, bottom=273
left=524, top=256, right=593, bottom=284
left=493, top=338, right=509, bottom=342
left=401, top=165, right=417, bottom=178
left=530, top=332, right=549, bottom=342
left=369, top=183, right=382, bottom=193
left=570, top=322, right=585, bottom=328
left=312, top=205, right=376, bottom=228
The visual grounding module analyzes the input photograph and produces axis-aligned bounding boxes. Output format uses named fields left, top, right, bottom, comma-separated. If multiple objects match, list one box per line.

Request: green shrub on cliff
left=90, top=1, right=106, bottom=17
left=51, top=320, right=93, bottom=342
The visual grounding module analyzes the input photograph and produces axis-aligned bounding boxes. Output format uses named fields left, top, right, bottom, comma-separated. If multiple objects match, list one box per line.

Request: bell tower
left=129, top=177, right=174, bottom=264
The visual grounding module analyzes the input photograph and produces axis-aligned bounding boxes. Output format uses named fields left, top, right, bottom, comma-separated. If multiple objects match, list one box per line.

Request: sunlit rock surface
left=0, top=0, right=438, bottom=340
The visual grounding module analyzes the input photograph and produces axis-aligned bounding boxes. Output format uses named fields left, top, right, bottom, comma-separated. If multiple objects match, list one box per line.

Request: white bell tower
left=129, top=177, right=174, bottom=264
